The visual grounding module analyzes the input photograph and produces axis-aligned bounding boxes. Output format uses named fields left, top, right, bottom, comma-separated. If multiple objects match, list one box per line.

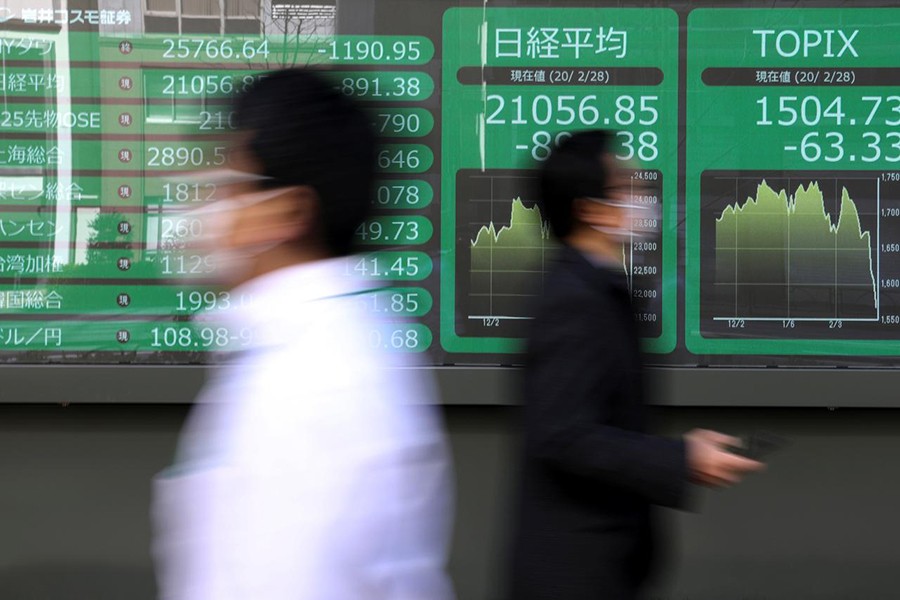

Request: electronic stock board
left=2, top=0, right=900, bottom=379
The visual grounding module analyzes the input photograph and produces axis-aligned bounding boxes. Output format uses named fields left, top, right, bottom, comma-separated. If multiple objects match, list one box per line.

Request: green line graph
left=470, top=197, right=552, bottom=273
left=455, top=168, right=667, bottom=343
left=715, top=179, right=877, bottom=320
left=454, top=171, right=551, bottom=338
left=467, top=197, right=554, bottom=323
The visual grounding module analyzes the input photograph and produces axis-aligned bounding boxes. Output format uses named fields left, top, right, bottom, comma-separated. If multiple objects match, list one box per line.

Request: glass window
left=226, top=0, right=258, bottom=18
left=145, top=0, right=177, bottom=13
left=181, top=0, right=221, bottom=17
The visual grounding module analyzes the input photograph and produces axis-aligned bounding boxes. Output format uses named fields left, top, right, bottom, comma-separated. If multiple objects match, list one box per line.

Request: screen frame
left=2, top=365, right=896, bottom=407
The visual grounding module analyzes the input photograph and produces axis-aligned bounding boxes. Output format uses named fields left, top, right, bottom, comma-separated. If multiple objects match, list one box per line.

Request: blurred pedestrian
left=152, top=68, right=454, bottom=600
left=507, top=130, right=763, bottom=600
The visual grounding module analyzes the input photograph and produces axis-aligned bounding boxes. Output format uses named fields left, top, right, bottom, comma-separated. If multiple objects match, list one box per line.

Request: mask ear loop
left=229, top=186, right=300, bottom=209
left=174, top=168, right=274, bottom=187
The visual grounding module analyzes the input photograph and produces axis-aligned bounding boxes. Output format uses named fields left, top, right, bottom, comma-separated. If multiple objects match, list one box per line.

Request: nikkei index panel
left=686, top=8, right=900, bottom=356
left=441, top=8, right=678, bottom=362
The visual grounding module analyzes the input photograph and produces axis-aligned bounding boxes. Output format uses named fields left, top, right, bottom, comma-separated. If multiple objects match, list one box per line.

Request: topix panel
left=686, top=7, right=900, bottom=357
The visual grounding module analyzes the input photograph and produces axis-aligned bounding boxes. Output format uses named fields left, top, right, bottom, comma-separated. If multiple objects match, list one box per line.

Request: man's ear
left=276, top=186, right=319, bottom=242
left=573, top=197, right=618, bottom=228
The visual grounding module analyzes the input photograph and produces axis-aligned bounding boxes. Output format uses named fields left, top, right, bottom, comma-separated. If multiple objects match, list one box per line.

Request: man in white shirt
left=152, top=68, right=454, bottom=600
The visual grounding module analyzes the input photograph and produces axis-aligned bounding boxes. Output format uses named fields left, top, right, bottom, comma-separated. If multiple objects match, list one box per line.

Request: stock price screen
left=1, top=0, right=899, bottom=367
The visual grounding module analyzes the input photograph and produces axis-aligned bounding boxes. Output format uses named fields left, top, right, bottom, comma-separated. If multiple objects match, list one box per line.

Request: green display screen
left=442, top=7, right=677, bottom=358
left=687, top=7, right=900, bottom=357
left=2, top=0, right=899, bottom=368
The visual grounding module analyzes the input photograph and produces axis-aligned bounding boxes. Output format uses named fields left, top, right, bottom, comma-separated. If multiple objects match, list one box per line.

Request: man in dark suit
left=508, top=131, right=763, bottom=600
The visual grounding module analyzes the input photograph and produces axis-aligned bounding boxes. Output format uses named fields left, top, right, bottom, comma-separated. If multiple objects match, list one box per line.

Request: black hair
left=537, top=130, right=614, bottom=239
left=232, top=68, right=376, bottom=256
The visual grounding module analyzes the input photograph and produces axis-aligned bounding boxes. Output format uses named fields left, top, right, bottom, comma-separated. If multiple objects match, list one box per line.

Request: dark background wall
left=1, top=400, right=898, bottom=600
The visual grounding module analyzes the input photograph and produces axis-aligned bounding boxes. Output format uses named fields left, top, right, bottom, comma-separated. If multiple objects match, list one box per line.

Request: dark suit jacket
left=508, top=245, right=688, bottom=600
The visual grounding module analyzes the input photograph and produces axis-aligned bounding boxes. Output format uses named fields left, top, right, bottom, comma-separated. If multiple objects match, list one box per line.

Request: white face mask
left=586, top=199, right=661, bottom=243
left=185, top=186, right=296, bottom=284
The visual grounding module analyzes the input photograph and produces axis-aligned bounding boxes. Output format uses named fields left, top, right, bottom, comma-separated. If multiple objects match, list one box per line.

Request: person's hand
left=684, top=429, right=765, bottom=488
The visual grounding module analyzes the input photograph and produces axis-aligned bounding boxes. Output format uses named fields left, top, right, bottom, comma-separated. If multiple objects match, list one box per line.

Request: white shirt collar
left=202, top=257, right=375, bottom=351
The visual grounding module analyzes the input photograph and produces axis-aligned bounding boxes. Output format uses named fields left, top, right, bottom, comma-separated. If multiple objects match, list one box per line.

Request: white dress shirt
left=153, top=258, right=455, bottom=600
